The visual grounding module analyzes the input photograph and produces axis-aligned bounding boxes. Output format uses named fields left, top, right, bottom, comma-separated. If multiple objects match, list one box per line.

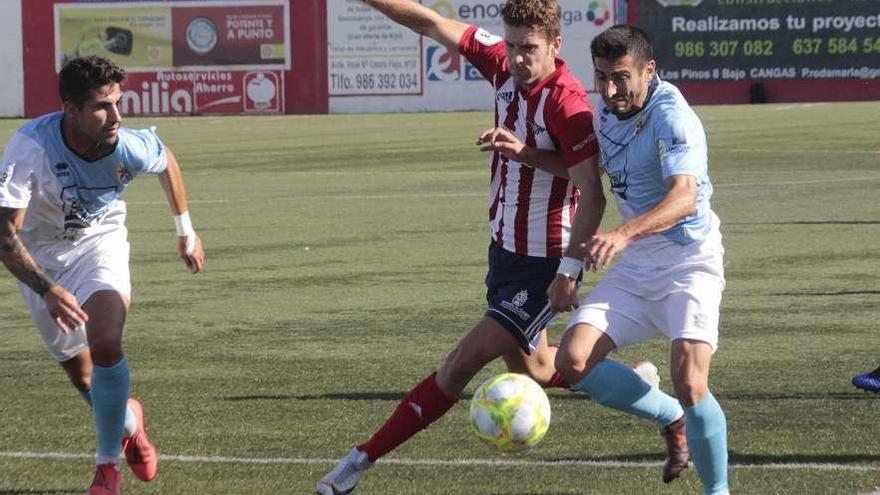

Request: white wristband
left=556, top=256, right=583, bottom=279
left=174, top=212, right=196, bottom=255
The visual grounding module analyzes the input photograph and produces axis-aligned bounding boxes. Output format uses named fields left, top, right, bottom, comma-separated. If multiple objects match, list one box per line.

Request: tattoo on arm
left=0, top=212, right=55, bottom=297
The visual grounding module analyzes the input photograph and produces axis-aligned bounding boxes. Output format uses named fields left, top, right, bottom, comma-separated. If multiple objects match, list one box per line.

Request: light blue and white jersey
left=596, top=77, right=716, bottom=250
left=0, top=111, right=167, bottom=269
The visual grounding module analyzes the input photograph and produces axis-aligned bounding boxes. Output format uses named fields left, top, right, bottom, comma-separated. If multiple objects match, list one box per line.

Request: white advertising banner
left=328, top=0, right=422, bottom=96
left=0, top=0, right=24, bottom=117
left=329, top=0, right=616, bottom=113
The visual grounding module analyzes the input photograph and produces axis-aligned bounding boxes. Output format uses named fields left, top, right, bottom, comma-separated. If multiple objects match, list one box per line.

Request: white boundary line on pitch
left=714, top=148, right=880, bottom=155
left=1, top=451, right=878, bottom=472
left=125, top=176, right=880, bottom=207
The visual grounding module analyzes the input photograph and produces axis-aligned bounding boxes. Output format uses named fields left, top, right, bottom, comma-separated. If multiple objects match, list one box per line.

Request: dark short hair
left=501, top=0, right=562, bottom=40
left=590, top=24, right=654, bottom=66
left=59, top=56, right=126, bottom=106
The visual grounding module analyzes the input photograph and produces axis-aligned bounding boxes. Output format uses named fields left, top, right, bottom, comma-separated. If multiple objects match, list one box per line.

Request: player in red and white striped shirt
left=317, top=2, right=664, bottom=493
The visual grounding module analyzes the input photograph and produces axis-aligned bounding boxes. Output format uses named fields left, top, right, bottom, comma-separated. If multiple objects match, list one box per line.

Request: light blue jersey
left=596, top=77, right=713, bottom=245
left=0, top=111, right=167, bottom=269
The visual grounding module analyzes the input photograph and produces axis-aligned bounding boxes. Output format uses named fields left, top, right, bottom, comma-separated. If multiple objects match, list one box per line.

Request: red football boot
left=87, top=463, right=121, bottom=495
left=122, top=397, right=158, bottom=482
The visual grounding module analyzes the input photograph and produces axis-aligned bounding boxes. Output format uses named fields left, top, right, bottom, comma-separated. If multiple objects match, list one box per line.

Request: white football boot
left=316, top=447, right=373, bottom=495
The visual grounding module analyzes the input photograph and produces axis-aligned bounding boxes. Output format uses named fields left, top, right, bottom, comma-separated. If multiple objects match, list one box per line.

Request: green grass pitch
left=0, top=102, right=878, bottom=494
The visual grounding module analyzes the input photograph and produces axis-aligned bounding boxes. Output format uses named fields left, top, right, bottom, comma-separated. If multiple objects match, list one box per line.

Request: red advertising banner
left=121, top=70, right=284, bottom=116
left=172, top=5, right=288, bottom=67
left=23, top=0, right=327, bottom=116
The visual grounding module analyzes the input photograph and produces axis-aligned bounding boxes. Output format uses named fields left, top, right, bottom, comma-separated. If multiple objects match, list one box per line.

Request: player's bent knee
left=553, top=346, right=589, bottom=384
left=87, top=340, right=124, bottom=367
left=673, top=378, right=709, bottom=407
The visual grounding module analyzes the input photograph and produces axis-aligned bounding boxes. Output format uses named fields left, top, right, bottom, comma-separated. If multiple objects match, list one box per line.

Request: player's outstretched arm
left=158, top=148, right=204, bottom=273
left=590, top=174, right=697, bottom=269
left=0, top=207, right=87, bottom=331
left=547, top=156, right=605, bottom=312
left=477, top=127, right=571, bottom=179
left=363, top=0, right=470, bottom=49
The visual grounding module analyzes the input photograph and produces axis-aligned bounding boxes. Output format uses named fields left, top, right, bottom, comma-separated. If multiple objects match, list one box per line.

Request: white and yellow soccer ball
left=469, top=373, right=551, bottom=453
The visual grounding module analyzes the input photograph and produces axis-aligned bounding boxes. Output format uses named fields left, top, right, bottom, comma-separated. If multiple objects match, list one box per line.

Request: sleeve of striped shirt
left=458, top=25, right=506, bottom=84
left=547, top=92, right=599, bottom=167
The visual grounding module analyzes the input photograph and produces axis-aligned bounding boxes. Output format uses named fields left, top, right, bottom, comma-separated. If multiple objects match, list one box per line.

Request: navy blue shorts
left=484, top=242, right=560, bottom=354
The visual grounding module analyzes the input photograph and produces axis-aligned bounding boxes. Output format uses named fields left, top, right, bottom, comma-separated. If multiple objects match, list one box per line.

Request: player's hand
left=43, top=284, right=88, bottom=333
left=178, top=233, right=205, bottom=273
left=548, top=274, right=579, bottom=313
left=588, top=229, right=631, bottom=270
left=477, top=127, right=526, bottom=161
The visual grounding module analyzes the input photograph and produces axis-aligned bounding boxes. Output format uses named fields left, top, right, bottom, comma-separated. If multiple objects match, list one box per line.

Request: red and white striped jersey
left=459, top=26, right=598, bottom=258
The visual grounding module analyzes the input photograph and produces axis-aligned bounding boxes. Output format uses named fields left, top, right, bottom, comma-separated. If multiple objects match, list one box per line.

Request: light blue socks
left=91, top=357, right=131, bottom=465
left=78, top=386, right=137, bottom=437
left=573, top=359, right=683, bottom=426
left=685, top=393, right=729, bottom=495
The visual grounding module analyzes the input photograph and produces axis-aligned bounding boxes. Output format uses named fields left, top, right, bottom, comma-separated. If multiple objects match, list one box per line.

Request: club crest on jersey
left=635, top=114, right=647, bottom=134
left=657, top=139, right=667, bottom=159
left=116, top=164, right=133, bottom=184
left=526, top=121, right=546, bottom=136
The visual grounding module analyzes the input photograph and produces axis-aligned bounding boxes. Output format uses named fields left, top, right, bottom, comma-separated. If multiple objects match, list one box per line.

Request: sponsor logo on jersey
left=497, top=90, right=515, bottom=104
left=607, top=170, right=628, bottom=199
left=53, top=162, right=70, bottom=178
left=527, top=121, right=546, bottom=136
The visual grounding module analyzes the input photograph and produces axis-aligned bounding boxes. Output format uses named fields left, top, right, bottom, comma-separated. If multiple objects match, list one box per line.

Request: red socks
left=358, top=372, right=458, bottom=462
left=546, top=371, right=570, bottom=389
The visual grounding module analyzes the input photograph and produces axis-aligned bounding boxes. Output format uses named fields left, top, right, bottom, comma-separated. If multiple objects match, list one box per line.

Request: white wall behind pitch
left=0, top=0, right=23, bottom=117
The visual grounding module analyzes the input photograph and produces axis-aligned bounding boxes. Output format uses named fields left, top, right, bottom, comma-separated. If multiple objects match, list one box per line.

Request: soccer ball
left=469, top=373, right=551, bottom=453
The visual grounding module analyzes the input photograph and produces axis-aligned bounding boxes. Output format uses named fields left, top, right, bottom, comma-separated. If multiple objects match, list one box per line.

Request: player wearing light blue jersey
left=0, top=56, right=205, bottom=495
left=550, top=26, right=729, bottom=494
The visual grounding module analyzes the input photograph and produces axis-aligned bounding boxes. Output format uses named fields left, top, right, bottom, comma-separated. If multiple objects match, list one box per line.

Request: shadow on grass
left=729, top=452, right=880, bottom=465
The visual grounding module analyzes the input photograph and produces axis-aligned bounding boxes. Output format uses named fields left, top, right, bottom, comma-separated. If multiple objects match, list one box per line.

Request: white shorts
left=19, top=236, right=131, bottom=362
left=567, top=228, right=725, bottom=351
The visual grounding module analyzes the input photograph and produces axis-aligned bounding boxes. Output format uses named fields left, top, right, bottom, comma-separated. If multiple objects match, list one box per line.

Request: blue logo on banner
left=464, top=63, right=484, bottom=81
left=426, top=45, right=461, bottom=81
